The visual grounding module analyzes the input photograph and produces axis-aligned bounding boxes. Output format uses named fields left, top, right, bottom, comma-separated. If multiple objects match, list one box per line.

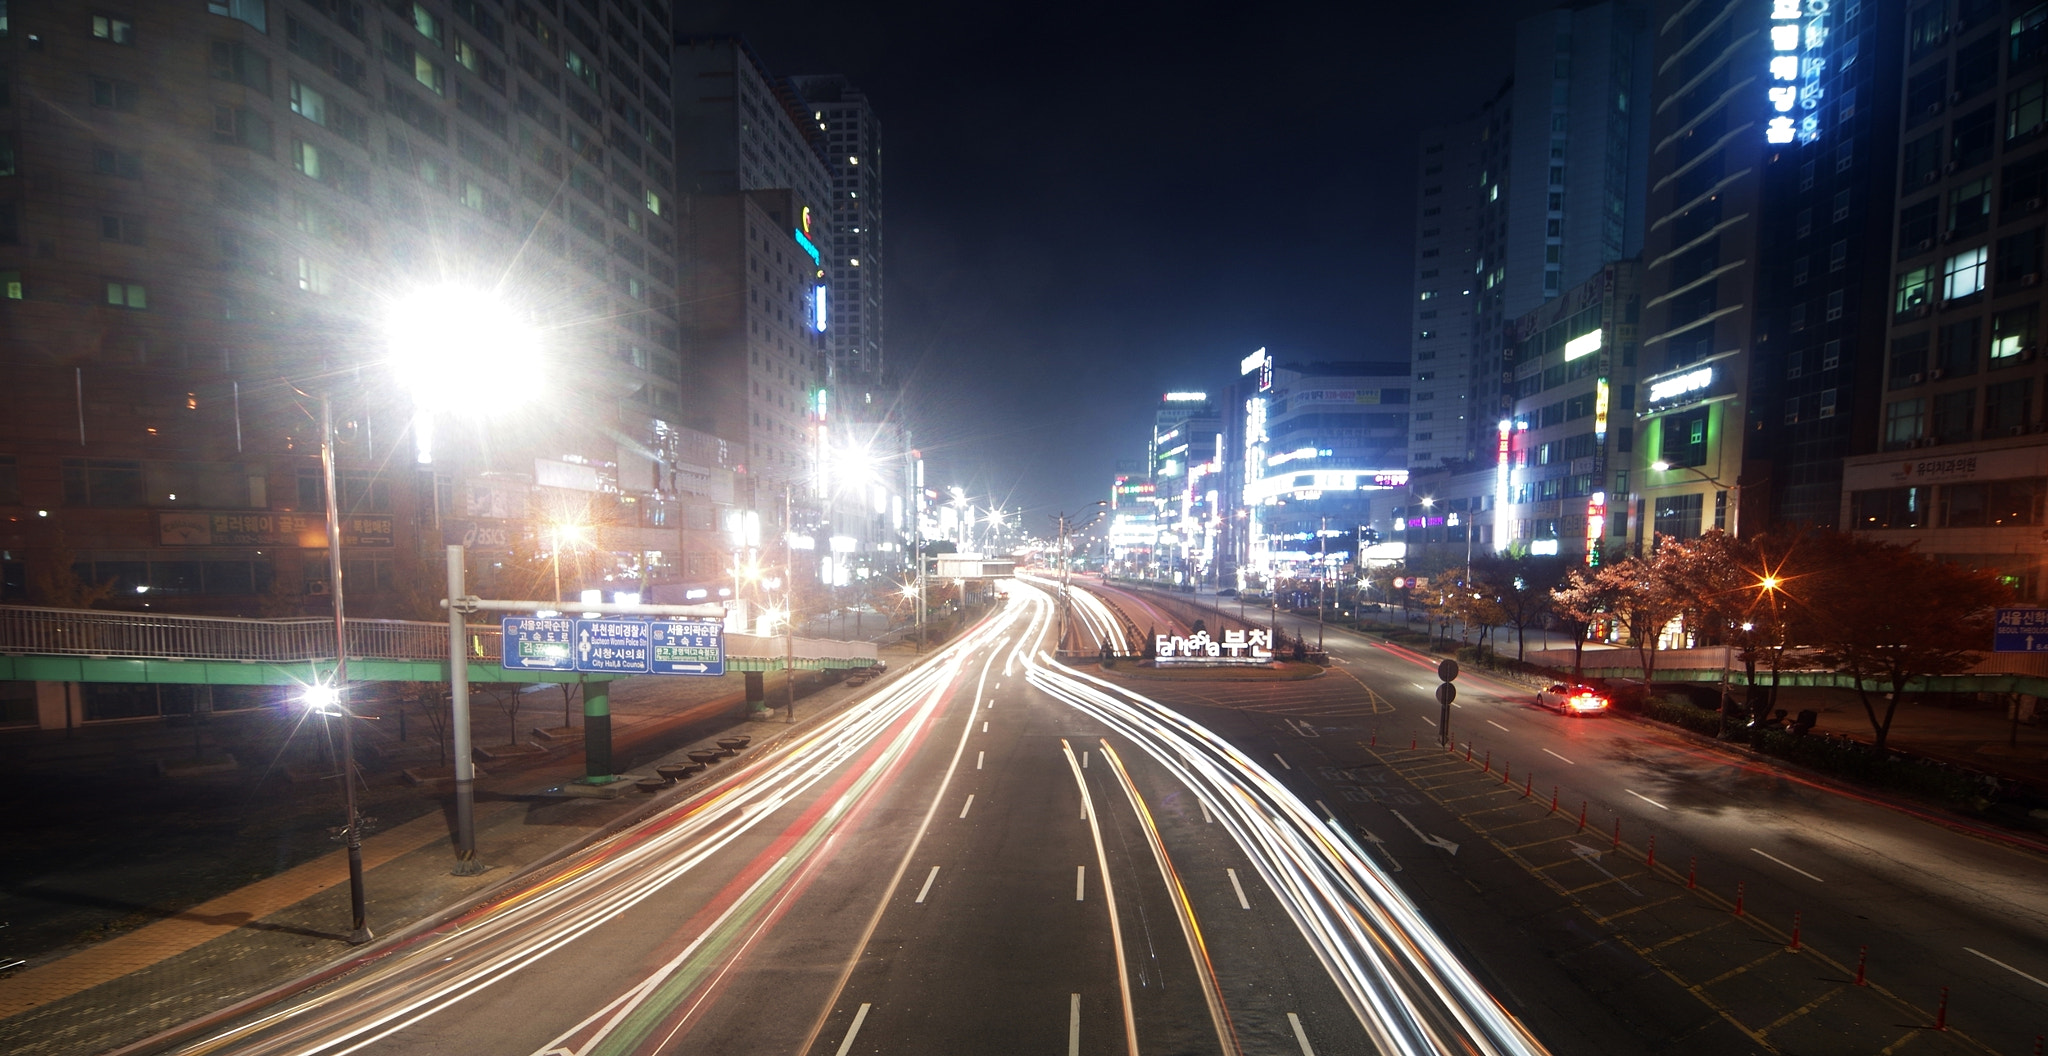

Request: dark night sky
left=686, top=0, right=1563, bottom=528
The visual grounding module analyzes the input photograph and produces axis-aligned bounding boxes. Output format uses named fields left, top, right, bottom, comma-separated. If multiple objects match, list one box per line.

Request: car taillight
left=1570, top=694, right=1607, bottom=711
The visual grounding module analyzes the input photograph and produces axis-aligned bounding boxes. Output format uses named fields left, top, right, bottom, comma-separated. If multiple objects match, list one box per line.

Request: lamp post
left=315, top=394, right=372, bottom=943
left=1648, top=460, right=1748, bottom=541
left=1052, top=501, right=1107, bottom=653
left=387, top=284, right=542, bottom=874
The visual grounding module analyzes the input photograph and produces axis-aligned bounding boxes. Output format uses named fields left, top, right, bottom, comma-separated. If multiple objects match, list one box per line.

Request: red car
left=1538, top=682, right=1610, bottom=715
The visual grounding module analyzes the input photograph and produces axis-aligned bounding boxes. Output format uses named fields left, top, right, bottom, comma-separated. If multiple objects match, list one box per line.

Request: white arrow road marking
left=1751, top=847, right=1824, bottom=882
left=1388, top=809, right=1459, bottom=854
left=1355, top=826, right=1402, bottom=872
left=1626, top=789, right=1669, bottom=810
left=1569, top=841, right=1642, bottom=896
left=1964, top=947, right=2048, bottom=991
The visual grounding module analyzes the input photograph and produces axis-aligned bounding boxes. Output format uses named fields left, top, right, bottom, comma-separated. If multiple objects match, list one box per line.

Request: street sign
left=650, top=619, right=726, bottom=676
left=501, top=616, right=575, bottom=671
left=574, top=618, right=651, bottom=674
left=1435, top=682, right=1458, bottom=705
left=1438, top=658, right=1460, bottom=682
left=1993, top=607, right=2048, bottom=652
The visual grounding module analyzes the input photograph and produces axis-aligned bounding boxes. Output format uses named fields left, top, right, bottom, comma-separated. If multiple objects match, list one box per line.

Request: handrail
left=0, top=605, right=875, bottom=666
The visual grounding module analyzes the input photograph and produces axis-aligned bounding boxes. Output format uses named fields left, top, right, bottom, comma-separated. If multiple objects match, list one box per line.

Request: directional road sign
left=574, top=618, right=651, bottom=674
left=1994, top=607, right=2048, bottom=652
left=501, top=617, right=575, bottom=671
left=650, top=619, right=725, bottom=676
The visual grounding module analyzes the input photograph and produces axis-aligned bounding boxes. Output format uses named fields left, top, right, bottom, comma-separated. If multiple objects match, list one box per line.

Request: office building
left=0, top=0, right=688, bottom=645
left=790, top=74, right=884, bottom=381
left=1409, top=118, right=1484, bottom=469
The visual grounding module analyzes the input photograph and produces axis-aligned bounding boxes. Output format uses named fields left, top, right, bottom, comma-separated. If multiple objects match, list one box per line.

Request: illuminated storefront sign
left=1648, top=366, right=1715, bottom=404
left=1245, top=469, right=1408, bottom=504
left=1564, top=328, right=1603, bottom=361
left=1766, top=0, right=1828, bottom=145
left=1585, top=491, right=1606, bottom=566
left=1155, top=628, right=1274, bottom=664
left=1163, top=391, right=1208, bottom=402
left=1240, top=347, right=1267, bottom=376
left=1594, top=378, right=1611, bottom=438
left=1493, top=420, right=1514, bottom=552
left=811, top=284, right=829, bottom=332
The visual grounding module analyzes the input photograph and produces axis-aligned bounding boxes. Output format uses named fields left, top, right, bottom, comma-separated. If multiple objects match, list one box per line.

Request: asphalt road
left=158, top=582, right=1540, bottom=1056
left=1096, top=588, right=2048, bottom=1056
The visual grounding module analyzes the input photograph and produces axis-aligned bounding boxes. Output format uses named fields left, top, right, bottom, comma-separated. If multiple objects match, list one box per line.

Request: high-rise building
left=0, top=0, right=689, bottom=644
left=1632, top=0, right=1773, bottom=544
left=1836, top=0, right=2048, bottom=601
left=790, top=74, right=883, bottom=381
left=1409, top=118, right=1484, bottom=469
left=1240, top=356, right=1410, bottom=581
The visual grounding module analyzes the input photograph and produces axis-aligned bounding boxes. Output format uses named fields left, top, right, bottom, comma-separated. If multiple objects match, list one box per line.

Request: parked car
left=1217, top=587, right=1239, bottom=598
left=1537, top=682, right=1611, bottom=715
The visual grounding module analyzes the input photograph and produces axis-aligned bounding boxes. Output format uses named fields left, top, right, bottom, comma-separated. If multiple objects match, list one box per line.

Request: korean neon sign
left=1766, top=0, right=1828, bottom=146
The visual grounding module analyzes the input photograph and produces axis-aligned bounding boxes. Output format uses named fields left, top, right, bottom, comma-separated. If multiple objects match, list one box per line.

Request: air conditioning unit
left=1909, top=305, right=1931, bottom=319
left=2013, top=426, right=2028, bottom=436
left=1945, top=161, right=1960, bottom=173
left=1905, top=372, right=1925, bottom=385
left=2024, top=347, right=2040, bottom=362
left=1950, top=91, right=1964, bottom=104
left=2027, top=273, right=2043, bottom=287
left=1915, top=238, right=1934, bottom=252
left=1926, top=102, right=1943, bottom=116
left=1931, top=368, right=1946, bottom=380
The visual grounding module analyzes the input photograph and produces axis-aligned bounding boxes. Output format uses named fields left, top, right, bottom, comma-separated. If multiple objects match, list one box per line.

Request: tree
left=27, top=536, right=116, bottom=609
left=1551, top=567, right=1620, bottom=679
left=1800, top=534, right=2012, bottom=749
left=1594, top=547, right=1687, bottom=681
left=1474, top=553, right=1571, bottom=661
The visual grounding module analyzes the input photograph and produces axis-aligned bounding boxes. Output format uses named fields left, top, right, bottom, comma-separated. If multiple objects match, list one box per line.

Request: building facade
left=789, top=74, right=883, bottom=382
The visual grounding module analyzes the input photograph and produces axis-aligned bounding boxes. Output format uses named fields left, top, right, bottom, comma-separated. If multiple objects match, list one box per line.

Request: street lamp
left=384, top=285, right=542, bottom=876
left=300, top=681, right=371, bottom=944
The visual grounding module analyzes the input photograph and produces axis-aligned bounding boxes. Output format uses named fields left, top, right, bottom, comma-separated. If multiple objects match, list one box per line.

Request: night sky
left=687, top=0, right=1564, bottom=528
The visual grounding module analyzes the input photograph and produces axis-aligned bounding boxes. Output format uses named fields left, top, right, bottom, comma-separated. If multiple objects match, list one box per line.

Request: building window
left=1852, top=486, right=1928, bottom=529
left=296, top=255, right=327, bottom=294
left=104, top=280, right=146, bottom=308
left=413, top=53, right=443, bottom=95
left=0, top=133, right=15, bottom=177
left=91, top=14, right=134, bottom=44
left=1653, top=493, right=1704, bottom=541
left=206, top=0, right=265, bottom=33
left=0, top=269, right=22, bottom=299
left=1992, top=306, right=2039, bottom=360
left=1885, top=397, right=1927, bottom=447
left=408, top=2, right=441, bottom=46
left=1944, top=247, right=1988, bottom=300
left=289, top=78, right=325, bottom=124
left=292, top=138, right=321, bottom=178
left=1932, top=389, right=1975, bottom=443
left=2014, top=79, right=2048, bottom=142
left=208, top=40, right=268, bottom=93
left=92, top=145, right=141, bottom=178
left=89, top=76, right=138, bottom=111
left=1987, top=378, right=2036, bottom=432
left=1950, top=177, right=1993, bottom=239
left=1941, top=319, right=1982, bottom=375
left=100, top=213, right=143, bottom=243
left=62, top=457, right=145, bottom=506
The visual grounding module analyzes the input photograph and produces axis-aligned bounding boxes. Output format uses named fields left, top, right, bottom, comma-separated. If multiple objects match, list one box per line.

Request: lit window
left=1944, top=247, right=1988, bottom=300
left=92, top=15, right=134, bottom=44
left=206, top=0, right=265, bottom=32
left=105, top=280, right=147, bottom=309
left=1, top=270, right=23, bottom=300
left=293, top=139, right=322, bottom=178
left=410, top=2, right=441, bottom=45
left=297, top=256, right=327, bottom=294
left=414, top=54, right=444, bottom=95
left=289, top=79, right=326, bottom=124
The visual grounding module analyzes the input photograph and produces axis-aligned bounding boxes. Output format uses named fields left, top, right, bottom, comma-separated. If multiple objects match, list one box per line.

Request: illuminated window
left=289, top=78, right=325, bottom=124
left=1895, top=265, right=1934, bottom=314
left=91, top=15, right=134, bottom=44
left=206, top=0, right=265, bottom=32
left=1944, top=247, right=1989, bottom=300
left=104, top=280, right=146, bottom=309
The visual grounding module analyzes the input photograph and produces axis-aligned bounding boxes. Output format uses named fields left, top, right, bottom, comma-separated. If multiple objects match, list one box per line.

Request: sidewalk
left=0, top=641, right=926, bottom=1056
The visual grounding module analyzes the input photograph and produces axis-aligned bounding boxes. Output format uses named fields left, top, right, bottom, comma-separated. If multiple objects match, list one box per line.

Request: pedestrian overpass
left=0, top=604, right=878, bottom=733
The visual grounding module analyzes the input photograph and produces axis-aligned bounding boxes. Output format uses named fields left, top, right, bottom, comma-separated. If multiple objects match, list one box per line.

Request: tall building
left=1837, top=0, right=2048, bottom=601
left=1402, top=2, right=1650, bottom=559
left=1632, top=0, right=1772, bottom=543
left=790, top=74, right=883, bottom=381
left=1409, top=118, right=1484, bottom=469
left=1748, top=0, right=1907, bottom=529
left=0, top=0, right=688, bottom=641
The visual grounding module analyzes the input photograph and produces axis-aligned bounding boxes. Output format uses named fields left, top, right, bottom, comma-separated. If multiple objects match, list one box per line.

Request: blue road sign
left=650, top=619, right=726, bottom=676
left=1994, top=607, right=2048, bottom=652
left=574, top=618, right=651, bottom=674
left=502, top=617, right=575, bottom=671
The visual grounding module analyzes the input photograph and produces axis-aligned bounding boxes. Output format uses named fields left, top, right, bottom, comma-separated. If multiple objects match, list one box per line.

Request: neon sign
left=1594, top=378, right=1610, bottom=439
left=1493, top=420, right=1513, bottom=553
left=1564, top=328, right=1603, bottom=361
left=1648, top=366, right=1715, bottom=404
left=1585, top=491, right=1606, bottom=566
left=1766, top=0, right=1828, bottom=145
left=792, top=226, right=821, bottom=266
left=812, top=284, right=829, bottom=332
left=1163, top=391, right=1208, bottom=402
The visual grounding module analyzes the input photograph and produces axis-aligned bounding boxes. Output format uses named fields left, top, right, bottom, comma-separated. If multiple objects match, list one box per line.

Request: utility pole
left=1317, top=515, right=1328, bottom=650
left=785, top=482, right=796, bottom=721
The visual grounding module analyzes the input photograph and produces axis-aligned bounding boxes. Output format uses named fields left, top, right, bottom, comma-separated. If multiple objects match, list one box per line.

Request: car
left=1217, top=587, right=1239, bottom=598
left=1537, top=682, right=1610, bottom=715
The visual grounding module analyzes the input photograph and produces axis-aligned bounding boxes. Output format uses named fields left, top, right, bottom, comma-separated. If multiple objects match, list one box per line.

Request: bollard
left=1855, top=945, right=1868, bottom=986
left=1502, top=760, right=1511, bottom=785
left=1371, top=729, right=1377, bottom=747
left=1522, top=772, right=1533, bottom=798
left=1646, top=834, right=1655, bottom=868
left=1934, top=986, right=1949, bottom=1031
left=1612, top=816, right=1621, bottom=850
left=1483, top=749, right=1491, bottom=774
left=1735, top=881, right=1745, bottom=916
left=1465, top=743, right=1474, bottom=763
left=1549, top=786, right=1559, bottom=813
left=1687, top=856, right=1697, bottom=889
left=1790, top=912, right=1802, bottom=952
left=1412, top=735, right=1418, bottom=750
left=1577, top=801, right=1588, bottom=832
left=2031, top=1034, right=2041, bottom=1056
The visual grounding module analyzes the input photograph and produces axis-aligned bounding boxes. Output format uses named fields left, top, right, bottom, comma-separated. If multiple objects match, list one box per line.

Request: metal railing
left=0, top=605, right=874, bottom=666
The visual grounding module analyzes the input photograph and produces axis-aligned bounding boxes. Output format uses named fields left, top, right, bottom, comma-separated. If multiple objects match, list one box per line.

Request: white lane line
left=1964, top=947, right=2048, bottom=991
left=1487, top=719, right=1510, bottom=732
left=959, top=794, right=975, bottom=819
left=914, top=866, right=941, bottom=903
left=1543, top=748, right=1576, bottom=765
left=1751, top=847, right=1825, bottom=882
left=1287, top=1011, right=1317, bottom=1055
left=982, top=721, right=989, bottom=733
left=1626, top=789, right=1670, bottom=810
left=1068, top=993, right=1082, bottom=1056
left=1420, top=715, right=1437, bottom=727
left=1226, top=868, right=1250, bottom=909
left=1083, top=750, right=1090, bottom=768
left=987, top=699, right=995, bottom=708
left=976, top=750, right=984, bottom=770
left=1076, top=865, right=1087, bottom=901
left=1199, top=798, right=1213, bottom=824
left=1273, top=752, right=1291, bottom=770
left=1315, top=799, right=1335, bottom=819
left=833, top=1003, right=872, bottom=1056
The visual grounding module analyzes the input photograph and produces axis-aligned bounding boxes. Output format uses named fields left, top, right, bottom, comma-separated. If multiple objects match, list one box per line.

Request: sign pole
left=447, top=544, right=482, bottom=874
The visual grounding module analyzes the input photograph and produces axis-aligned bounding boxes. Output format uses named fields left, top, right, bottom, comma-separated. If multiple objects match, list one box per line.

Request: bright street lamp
left=301, top=672, right=369, bottom=944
